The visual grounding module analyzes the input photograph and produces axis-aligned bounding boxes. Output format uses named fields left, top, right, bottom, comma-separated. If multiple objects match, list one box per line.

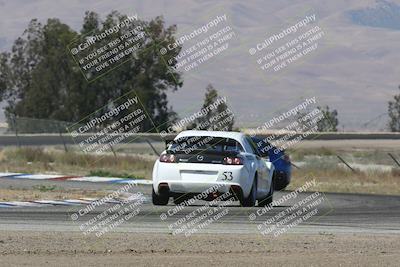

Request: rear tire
left=241, top=177, right=257, bottom=207
left=258, top=178, right=274, bottom=207
left=152, top=187, right=169, bottom=206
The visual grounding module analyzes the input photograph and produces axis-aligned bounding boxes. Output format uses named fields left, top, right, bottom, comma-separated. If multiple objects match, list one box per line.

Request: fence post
left=388, top=153, right=400, bottom=168
left=291, top=162, right=301, bottom=169
left=109, top=144, right=117, bottom=158
left=336, top=155, right=356, bottom=173
left=59, top=127, right=68, bottom=153
left=12, top=115, right=21, bottom=148
left=144, top=138, right=160, bottom=156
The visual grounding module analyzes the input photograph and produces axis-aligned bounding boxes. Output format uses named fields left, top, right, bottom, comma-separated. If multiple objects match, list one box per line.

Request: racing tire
left=258, top=178, right=274, bottom=207
left=152, top=187, right=169, bottom=206
left=241, top=177, right=257, bottom=207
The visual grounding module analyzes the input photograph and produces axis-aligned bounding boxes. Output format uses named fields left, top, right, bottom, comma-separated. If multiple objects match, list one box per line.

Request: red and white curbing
left=0, top=197, right=148, bottom=208
left=0, top=172, right=151, bottom=208
left=0, top=172, right=152, bottom=185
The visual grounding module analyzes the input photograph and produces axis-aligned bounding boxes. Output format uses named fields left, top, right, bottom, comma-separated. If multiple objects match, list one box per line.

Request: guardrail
left=0, top=132, right=399, bottom=146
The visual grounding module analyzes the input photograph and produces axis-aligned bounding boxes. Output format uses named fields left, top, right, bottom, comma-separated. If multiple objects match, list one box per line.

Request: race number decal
left=222, top=171, right=233, bottom=181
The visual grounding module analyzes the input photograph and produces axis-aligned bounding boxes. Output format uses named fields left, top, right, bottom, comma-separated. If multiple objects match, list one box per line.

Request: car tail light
left=223, top=156, right=243, bottom=165
left=160, top=154, right=176, bottom=163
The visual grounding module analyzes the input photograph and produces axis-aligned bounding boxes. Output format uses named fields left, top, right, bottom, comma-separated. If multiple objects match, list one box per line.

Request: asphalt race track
left=0, top=178, right=399, bottom=235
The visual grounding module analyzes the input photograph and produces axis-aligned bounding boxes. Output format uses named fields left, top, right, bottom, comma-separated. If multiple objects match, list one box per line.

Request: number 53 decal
left=222, top=171, right=233, bottom=180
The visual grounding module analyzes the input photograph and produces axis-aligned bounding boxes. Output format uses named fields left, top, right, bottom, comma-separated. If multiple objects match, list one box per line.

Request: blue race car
left=251, top=136, right=292, bottom=190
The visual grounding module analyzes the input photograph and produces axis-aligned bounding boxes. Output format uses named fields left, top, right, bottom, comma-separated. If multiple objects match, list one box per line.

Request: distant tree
left=0, top=12, right=182, bottom=132
left=388, top=85, right=400, bottom=132
left=0, top=52, right=11, bottom=102
left=295, top=105, right=338, bottom=132
left=188, top=84, right=234, bottom=131
left=316, top=106, right=339, bottom=132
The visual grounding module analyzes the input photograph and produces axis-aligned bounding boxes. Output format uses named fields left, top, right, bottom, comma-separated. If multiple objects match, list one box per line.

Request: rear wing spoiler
left=164, top=137, right=175, bottom=150
left=164, top=136, right=242, bottom=156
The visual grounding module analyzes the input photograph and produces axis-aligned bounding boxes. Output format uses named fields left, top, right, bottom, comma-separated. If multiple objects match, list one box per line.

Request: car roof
left=175, top=130, right=246, bottom=143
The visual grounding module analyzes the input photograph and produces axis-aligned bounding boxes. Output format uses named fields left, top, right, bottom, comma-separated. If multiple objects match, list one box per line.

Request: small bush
left=32, top=185, right=57, bottom=192
left=88, top=169, right=144, bottom=179
left=289, top=147, right=336, bottom=161
left=392, top=168, right=400, bottom=177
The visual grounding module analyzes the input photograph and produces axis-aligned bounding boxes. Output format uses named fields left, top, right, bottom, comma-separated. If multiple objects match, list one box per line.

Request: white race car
left=152, top=130, right=275, bottom=207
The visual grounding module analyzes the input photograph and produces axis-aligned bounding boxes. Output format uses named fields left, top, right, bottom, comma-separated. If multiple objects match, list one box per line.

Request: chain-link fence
left=3, top=117, right=74, bottom=151
left=8, top=116, right=73, bottom=134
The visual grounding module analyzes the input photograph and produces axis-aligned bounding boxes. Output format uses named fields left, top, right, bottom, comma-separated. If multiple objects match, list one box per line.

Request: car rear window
left=168, top=136, right=243, bottom=154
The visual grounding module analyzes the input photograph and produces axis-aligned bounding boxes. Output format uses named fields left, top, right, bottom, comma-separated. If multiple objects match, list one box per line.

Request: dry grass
left=1, top=146, right=399, bottom=195
left=288, top=146, right=400, bottom=166
left=288, top=166, right=400, bottom=195
left=285, top=145, right=400, bottom=195
left=0, top=187, right=106, bottom=202
left=0, top=147, right=155, bottom=179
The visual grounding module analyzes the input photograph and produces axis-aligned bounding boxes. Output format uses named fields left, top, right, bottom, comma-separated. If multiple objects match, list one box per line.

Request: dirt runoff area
left=0, top=231, right=399, bottom=266
left=0, top=187, right=106, bottom=202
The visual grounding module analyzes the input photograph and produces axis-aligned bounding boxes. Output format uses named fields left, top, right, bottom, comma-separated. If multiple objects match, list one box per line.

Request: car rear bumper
left=156, top=181, right=244, bottom=201
left=153, top=161, right=253, bottom=197
left=157, top=180, right=237, bottom=194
